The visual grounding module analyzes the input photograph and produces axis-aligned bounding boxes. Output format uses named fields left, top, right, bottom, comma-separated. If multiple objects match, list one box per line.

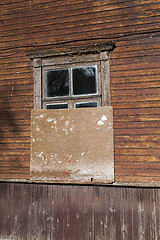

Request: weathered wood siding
left=1, top=182, right=160, bottom=239
left=0, top=0, right=160, bottom=183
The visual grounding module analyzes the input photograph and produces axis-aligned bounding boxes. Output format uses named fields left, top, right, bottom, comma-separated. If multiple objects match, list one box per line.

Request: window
left=32, top=44, right=113, bottom=110
left=44, top=65, right=99, bottom=109
left=30, top=44, right=114, bottom=184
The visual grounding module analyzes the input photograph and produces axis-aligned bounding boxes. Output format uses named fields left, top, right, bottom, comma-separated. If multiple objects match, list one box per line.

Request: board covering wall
left=0, top=0, right=160, bottom=183
left=30, top=107, right=114, bottom=183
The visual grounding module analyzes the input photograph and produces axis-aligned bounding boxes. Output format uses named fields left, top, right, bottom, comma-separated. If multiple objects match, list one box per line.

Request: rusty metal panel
left=31, top=107, right=114, bottom=183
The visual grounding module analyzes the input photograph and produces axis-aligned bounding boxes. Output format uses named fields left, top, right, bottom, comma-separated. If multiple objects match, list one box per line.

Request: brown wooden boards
left=0, top=0, right=160, bottom=183
left=1, top=182, right=160, bottom=239
left=31, top=107, right=114, bottom=183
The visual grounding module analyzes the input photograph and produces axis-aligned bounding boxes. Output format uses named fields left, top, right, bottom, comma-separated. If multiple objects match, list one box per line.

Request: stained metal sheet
left=30, top=107, right=114, bottom=183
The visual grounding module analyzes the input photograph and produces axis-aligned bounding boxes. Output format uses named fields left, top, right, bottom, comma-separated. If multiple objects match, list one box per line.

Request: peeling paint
left=35, top=114, right=46, bottom=119
left=36, top=125, right=40, bottom=132
left=97, top=120, right=104, bottom=126
left=101, top=115, right=107, bottom=121
left=65, top=121, right=69, bottom=126
left=47, top=118, right=53, bottom=122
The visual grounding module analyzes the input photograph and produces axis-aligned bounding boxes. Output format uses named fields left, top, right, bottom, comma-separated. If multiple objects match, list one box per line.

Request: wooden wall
left=1, top=182, right=160, bottom=239
left=0, top=0, right=160, bottom=183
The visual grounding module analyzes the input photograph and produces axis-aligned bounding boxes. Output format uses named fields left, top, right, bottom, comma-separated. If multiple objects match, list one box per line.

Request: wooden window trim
left=31, top=44, right=114, bottom=109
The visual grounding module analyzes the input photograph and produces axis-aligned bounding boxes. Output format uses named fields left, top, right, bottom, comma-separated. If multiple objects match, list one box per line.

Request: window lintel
left=28, top=43, right=115, bottom=60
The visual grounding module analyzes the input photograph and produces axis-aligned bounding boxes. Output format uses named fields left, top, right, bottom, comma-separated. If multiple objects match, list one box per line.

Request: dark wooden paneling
left=0, top=182, right=160, bottom=239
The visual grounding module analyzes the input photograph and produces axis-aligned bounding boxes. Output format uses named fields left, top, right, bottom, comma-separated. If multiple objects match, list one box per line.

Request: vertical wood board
left=1, top=182, right=160, bottom=240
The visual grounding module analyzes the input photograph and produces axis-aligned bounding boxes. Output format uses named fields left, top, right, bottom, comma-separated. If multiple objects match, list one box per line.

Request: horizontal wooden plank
left=0, top=161, right=29, bottom=168
left=0, top=117, right=31, bottom=124
left=111, top=54, right=160, bottom=67
left=115, top=168, right=160, bottom=177
left=111, top=63, right=160, bottom=73
left=115, top=155, right=160, bottom=163
left=115, top=148, right=160, bottom=156
left=111, top=68, right=160, bottom=78
left=0, top=149, right=30, bottom=156
left=111, top=80, right=160, bottom=90
left=115, top=141, right=160, bottom=149
left=1, top=125, right=30, bottom=132
left=0, top=173, right=30, bottom=179
left=114, top=121, right=160, bottom=129
left=0, top=109, right=31, bottom=116
left=0, top=168, right=29, bottom=173
left=0, top=54, right=29, bottom=64
left=111, top=30, right=160, bottom=44
left=0, top=143, right=30, bottom=150
left=0, top=66, right=31, bottom=75
left=0, top=60, right=30, bottom=69
left=0, top=137, right=30, bottom=144
left=115, top=59, right=160, bottom=72
left=0, top=84, right=33, bottom=92
left=112, top=102, right=160, bottom=109
left=0, top=132, right=30, bottom=138
left=114, top=40, right=160, bottom=53
left=111, top=48, right=160, bottom=59
left=111, top=94, right=160, bottom=103
left=0, top=155, right=29, bottom=162
left=111, top=88, right=160, bottom=97
left=114, top=114, right=160, bottom=122
left=116, top=161, right=160, bottom=170
left=0, top=73, right=32, bottom=81
left=0, top=90, right=33, bottom=98
left=114, top=128, right=160, bottom=135
left=0, top=95, right=33, bottom=102
left=0, top=102, right=33, bottom=110
left=114, top=135, right=160, bottom=142
left=115, top=174, right=160, bottom=183
left=0, top=79, right=33, bottom=87
left=111, top=75, right=160, bottom=85
left=111, top=76, right=160, bottom=85
left=114, top=107, right=160, bottom=116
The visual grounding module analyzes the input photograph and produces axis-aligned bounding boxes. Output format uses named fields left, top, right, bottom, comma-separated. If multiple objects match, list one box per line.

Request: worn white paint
left=65, top=121, right=69, bottom=126
left=36, top=125, right=40, bottom=132
left=97, top=120, right=104, bottom=126
left=35, top=114, right=46, bottom=119
left=47, top=118, right=53, bottom=122
left=101, top=115, right=107, bottom=121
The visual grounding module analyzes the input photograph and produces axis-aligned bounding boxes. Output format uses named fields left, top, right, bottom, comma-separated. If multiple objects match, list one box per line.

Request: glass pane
left=47, top=104, right=68, bottom=109
left=46, top=69, right=69, bottom=97
left=75, top=102, right=98, bottom=108
left=73, top=66, right=97, bottom=95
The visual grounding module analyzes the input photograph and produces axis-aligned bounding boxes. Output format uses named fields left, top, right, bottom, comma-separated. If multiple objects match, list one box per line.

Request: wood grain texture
left=0, top=0, right=159, bottom=183
left=1, top=182, right=160, bottom=239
